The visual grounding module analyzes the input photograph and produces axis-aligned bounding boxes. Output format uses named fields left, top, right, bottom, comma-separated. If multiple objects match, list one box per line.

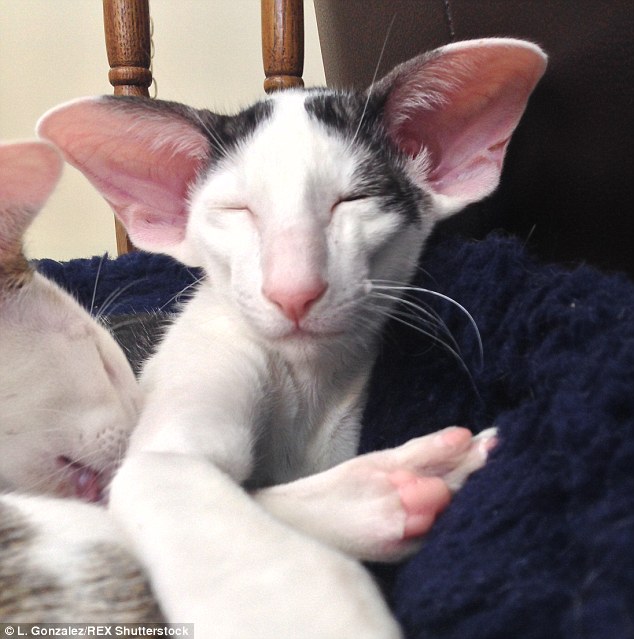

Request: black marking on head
left=205, top=100, right=275, bottom=158
left=304, top=90, right=430, bottom=226
left=303, top=88, right=372, bottom=137
left=106, top=92, right=430, bottom=226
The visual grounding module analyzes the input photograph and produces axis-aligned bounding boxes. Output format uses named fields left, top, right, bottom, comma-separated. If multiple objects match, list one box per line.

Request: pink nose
left=263, top=279, right=328, bottom=324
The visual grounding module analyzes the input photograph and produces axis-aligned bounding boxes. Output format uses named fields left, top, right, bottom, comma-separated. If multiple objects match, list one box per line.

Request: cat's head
left=38, top=39, right=546, bottom=351
left=0, top=140, right=140, bottom=500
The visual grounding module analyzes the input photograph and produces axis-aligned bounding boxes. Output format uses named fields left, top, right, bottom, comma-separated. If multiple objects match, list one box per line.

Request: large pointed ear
left=0, top=140, right=62, bottom=264
left=374, top=38, right=547, bottom=216
left=37, top=96, right=211, bottom=260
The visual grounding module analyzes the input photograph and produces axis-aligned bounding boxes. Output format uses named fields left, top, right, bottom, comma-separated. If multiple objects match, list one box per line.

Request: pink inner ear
left=77, top=132, right=207, bottom=248
left=37, top=98, right=210, bottom=252
left=415, top=78, right=525, bottom=199
left=384, top=40, right=547, bottom=207
left=0, top=141, right=62, bottom=212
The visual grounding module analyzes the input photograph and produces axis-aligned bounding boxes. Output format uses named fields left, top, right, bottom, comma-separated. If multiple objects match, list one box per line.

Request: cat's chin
left=265, top=326, right=347, bottom=352
left=275, top=327, right=344, bottom=342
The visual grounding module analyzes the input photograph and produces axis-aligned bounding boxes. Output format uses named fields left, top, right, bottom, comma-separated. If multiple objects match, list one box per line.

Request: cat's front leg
left=255, top=426, right=497, bottom=562
left=109, top=451, right=402, bottom=639
left=109, top=317, right=402, bottom=637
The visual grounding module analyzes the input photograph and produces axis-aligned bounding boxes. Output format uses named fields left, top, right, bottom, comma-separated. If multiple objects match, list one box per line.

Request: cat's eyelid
left=339, top=193, right=367, bottom=203
left=331, top=194, right=369, bottom=213
left=210, top=203, right=252, bottom=214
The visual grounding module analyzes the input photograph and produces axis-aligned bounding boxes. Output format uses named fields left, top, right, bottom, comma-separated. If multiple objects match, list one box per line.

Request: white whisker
left=0, top=407, right=85, bottom=422
left=93, top=279, right=146, bottom=321
left=370, top=281, right=484, bottom=366
left=89, top=253, right=107, bottom=317
left=370, top=293, right=466, bottom=365
left=349, top=12, right=397, bottom=149
left=106, top=315, right=150, bottom=332
left=372, top=290, right=462, bottom=355
left=158, top=275, right=204, bottom=312
left=189, top=110, right=232, bottom=159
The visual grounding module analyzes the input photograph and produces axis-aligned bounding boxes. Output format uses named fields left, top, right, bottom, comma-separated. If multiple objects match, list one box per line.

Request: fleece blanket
left=37, top=233, right=634, bottom=639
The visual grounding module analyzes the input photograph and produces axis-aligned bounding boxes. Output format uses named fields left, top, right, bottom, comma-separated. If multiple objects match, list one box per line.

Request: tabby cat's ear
left=38, top=97, right=211, bottom=263
left=373, top=38, right=547, bottom=216
left=0, top=140, right=62, bottom=263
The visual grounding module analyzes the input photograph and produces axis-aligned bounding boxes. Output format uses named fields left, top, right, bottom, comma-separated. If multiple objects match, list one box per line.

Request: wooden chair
left=102, top=0, right=305, bottom=254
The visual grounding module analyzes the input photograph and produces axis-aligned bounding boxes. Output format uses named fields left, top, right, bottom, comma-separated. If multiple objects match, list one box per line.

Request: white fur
left=36, top=39, right=546, bottom=637
left=0, top=272, right=140, bottom=494
left=1, top=492, right=126, bottom=577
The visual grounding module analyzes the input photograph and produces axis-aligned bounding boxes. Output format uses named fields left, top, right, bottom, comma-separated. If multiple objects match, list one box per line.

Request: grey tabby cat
left=0, top=139, right=163, bottom=622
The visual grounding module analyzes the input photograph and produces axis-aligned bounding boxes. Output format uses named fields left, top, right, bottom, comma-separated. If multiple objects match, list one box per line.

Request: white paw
left=258, top=426, right=497, bottom=562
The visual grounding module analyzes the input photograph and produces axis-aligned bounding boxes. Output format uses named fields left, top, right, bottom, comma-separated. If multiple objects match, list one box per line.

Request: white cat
left=39, top=39, right=546, bottom=637
left=0, top=140, right=140, bottom=499
left=0, top=140, right=161, bottom=621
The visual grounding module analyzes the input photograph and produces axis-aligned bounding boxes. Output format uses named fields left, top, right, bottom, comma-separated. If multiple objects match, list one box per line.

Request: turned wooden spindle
left=103, top=0, right=152, bottom=97
left=262, top=0, right=305, bottom=93
left=102, top=0, right=152, bottom=253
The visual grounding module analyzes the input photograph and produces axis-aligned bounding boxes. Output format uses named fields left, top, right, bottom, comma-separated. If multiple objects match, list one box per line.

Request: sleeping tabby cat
left=0, top=139, right=162, bottom=621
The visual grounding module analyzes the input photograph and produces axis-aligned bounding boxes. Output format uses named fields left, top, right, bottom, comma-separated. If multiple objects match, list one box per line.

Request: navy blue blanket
left=38, top=233, right=634, bottom=639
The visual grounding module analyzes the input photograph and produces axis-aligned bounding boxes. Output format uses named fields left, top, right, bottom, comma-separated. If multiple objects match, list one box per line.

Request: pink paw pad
left=389, top=470, right=452, bottom=539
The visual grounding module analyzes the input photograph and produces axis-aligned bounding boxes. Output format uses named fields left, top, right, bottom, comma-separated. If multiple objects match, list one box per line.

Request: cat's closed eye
left=216, top=204, right=251, bottom=213
left=340, top=194, right=368, bottom=203
left=331, top=194, right=368, bottom=212
left=206, top=204, right=253, bottom=221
